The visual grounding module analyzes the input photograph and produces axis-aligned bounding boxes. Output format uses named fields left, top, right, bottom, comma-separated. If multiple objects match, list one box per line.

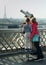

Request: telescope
left=20, top=9, right=33, bottom=18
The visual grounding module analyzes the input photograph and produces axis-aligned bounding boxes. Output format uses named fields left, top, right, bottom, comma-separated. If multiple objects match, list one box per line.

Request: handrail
left=0, top=28, right=46, bottom=33
left=0, top=28, right=23, bottom=33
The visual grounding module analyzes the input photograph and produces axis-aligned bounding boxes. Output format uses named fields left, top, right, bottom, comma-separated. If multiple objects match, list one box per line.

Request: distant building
left=0, top=18, right=46, bottom=28
left=0, top=18, right=20, bottom=28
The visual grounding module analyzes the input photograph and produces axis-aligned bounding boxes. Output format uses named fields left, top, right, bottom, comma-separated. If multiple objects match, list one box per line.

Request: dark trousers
left=33, top=42, right=44, bottom=58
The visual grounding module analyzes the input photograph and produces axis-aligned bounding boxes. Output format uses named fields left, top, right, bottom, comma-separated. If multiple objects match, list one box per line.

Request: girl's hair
left=26, top=18, right=30, bottom=22
left=32, top=18, right=36, bottom=22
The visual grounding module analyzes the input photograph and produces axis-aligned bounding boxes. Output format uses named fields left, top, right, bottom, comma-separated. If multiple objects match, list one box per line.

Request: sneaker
left=34, top=57, right=45, bottom=61
left=27, top=58, right=35, bottom=62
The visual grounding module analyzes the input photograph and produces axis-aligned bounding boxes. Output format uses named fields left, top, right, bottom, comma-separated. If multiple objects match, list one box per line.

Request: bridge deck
left=0, top=52, right=46, bottom=65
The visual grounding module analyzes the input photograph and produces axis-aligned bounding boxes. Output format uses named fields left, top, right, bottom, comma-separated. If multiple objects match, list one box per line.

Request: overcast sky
left=0, top=0, right=46, bottom=18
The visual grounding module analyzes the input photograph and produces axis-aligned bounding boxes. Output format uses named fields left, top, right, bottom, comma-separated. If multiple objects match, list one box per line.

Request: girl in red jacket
left=30, top=18, right=44, bottom=61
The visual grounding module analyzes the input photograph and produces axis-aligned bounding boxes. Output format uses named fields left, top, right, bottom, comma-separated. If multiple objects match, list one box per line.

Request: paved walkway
left=0, top=52, right=46, bottom=65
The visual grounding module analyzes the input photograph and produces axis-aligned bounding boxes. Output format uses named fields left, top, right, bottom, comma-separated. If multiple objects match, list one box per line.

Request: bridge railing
left=39, top=28, right=46, bottom=46
left=0, top=28, right=46, bottom=56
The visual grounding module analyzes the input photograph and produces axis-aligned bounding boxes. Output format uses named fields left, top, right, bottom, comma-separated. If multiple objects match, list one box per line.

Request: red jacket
left=30, top=22, right=39, bottom=40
